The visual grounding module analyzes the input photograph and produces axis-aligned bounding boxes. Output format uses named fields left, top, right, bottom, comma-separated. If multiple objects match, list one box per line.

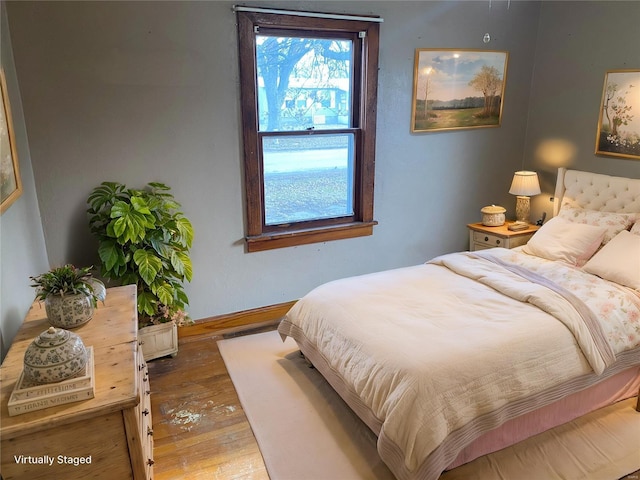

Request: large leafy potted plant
left=30, top=264, right=105, bottom=329
left=87, top=182, right=194, bottom=360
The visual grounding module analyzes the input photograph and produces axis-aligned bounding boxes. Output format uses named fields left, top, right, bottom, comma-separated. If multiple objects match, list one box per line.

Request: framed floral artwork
left=411, top=49, right=508, bottom=132
left=1, top=69, right=22, bottom=214
left=595, top=69, right=640, bottom=160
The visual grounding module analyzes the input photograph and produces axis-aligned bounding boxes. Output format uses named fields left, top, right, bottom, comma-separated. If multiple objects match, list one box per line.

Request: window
left=236, top=8, right=381, bottom=252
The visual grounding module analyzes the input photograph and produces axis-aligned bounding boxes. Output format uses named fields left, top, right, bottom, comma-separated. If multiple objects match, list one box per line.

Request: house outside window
left=236, top=8, right=381, bottom=252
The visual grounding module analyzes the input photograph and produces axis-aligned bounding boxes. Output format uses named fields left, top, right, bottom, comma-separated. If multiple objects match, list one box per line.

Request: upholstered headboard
left=553, top=168, right=640, bottom=216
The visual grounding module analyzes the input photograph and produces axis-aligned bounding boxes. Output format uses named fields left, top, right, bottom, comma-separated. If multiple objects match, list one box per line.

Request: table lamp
left=509, top=171, right=541, bottom=223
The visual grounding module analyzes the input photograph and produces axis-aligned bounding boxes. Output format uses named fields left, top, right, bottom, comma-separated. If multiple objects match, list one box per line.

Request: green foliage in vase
left=87, top=182, right=194, bottom=326
left=30, top=264, right=100, bottom=306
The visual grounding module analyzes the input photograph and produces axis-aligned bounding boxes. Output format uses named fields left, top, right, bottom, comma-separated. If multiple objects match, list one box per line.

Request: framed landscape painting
left=595, top=69, right=640, bottom=160
left=411, top=49, right=508, bottom=133
left=1, top=69, right=22, bottom=214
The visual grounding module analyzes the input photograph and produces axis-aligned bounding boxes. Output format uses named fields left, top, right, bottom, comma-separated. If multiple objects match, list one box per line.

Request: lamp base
left=514, top=196, right=530, bottom=223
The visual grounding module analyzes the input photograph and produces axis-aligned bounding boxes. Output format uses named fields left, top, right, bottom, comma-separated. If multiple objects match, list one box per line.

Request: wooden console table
left=0, top=285, right=154, bottom=480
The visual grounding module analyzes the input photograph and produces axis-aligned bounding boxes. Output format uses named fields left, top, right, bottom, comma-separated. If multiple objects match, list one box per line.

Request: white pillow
left=522, top=216, right=606, bottom=266
left=631, top=221, right=640, bottom=236
left=557, top=206, right=637, bottom=244
left=583, top=230, right=640, bottom=289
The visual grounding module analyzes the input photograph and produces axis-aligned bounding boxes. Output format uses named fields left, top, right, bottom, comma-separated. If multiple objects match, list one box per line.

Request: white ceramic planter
left=44, top=293, right=94, bottom=329
left=139, top=322, right=178, bottom=361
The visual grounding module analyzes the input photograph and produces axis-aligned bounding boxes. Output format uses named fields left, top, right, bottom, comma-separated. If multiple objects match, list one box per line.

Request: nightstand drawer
left=472, top=231, right=505, bottom=248
left=467, top=222, right=539, bottom=252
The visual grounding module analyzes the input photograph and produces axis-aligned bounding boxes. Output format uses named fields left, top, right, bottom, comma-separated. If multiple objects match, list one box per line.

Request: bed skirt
left=446, top=365, right=640, bottom=469
left=282, top=319, right=640, bottom=480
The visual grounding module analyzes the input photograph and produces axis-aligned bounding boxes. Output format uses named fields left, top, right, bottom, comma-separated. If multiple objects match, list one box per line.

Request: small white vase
left=45, top=293, right=94, bottom=329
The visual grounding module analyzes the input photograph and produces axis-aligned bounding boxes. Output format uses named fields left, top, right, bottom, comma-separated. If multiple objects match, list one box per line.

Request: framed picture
left=595, top=69, right=640, bottom=160
left=1, top=69, right=22, bottom=214
left=411, top=49, right=508, bottom=133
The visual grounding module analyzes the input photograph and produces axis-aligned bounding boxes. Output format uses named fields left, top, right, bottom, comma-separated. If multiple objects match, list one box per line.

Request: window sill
left=245, top=221, right=378, bottom=252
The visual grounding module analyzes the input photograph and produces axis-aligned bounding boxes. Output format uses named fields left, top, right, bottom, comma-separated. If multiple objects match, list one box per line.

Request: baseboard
left=178, top=300, right=297, bottom=339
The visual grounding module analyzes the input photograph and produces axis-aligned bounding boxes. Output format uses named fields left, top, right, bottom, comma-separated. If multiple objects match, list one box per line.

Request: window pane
left=256, top=35, right=352, bottom=132
left=263, top=134, right=355, bottom=225
left=237, top=10, right=379, bottom=250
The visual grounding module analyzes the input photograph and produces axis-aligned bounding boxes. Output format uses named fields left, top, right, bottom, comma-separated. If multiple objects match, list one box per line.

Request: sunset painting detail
left=411, top=49, right=508, bottom=133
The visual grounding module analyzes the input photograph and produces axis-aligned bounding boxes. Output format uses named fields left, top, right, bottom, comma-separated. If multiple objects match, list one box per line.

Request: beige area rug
left=218, top=331, right=640, bottom=480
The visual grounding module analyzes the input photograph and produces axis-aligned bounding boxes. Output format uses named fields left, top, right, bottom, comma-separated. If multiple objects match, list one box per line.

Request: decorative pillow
left=522, top=216, right=606, bottom=266
left=557, top=206, right=637, bottom=244
left=631, top=221, right=640, bottom=236
left=583, top=230, right=640, bottom=289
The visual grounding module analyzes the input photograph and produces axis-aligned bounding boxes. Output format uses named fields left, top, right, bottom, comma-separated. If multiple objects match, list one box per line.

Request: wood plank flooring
left=149, top=325, right=639, bottom=480
left=148, top=325, right=274, bottom=480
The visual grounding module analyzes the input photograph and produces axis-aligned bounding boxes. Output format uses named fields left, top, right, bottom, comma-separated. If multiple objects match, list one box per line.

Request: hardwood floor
left=148, top=324, right=275, bottom=480
left=149, top=324, right=640, bottom=480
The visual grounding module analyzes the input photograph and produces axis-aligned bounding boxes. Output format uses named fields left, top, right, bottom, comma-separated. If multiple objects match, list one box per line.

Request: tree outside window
left=237, top=10, right=380, bottom=251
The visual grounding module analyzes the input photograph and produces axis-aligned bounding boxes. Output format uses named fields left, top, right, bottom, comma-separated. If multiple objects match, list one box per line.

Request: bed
left=278, top=168, right=640, bottom=480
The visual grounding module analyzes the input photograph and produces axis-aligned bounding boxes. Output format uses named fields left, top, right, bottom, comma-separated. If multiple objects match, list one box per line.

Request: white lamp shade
left=509, top=171, right=541, bottom=196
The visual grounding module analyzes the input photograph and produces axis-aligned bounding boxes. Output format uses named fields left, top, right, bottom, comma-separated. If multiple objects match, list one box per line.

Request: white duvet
left=278, top=248, right=640, bottom=480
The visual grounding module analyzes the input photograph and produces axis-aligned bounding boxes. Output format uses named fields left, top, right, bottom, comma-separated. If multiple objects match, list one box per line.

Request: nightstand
left=467, top=222, right=539, bottom=251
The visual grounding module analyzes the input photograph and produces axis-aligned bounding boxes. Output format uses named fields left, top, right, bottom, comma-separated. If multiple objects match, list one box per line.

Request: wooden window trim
left=237, top=10, right=380, bottom=251
left=246, top=221, right=378, bottom=253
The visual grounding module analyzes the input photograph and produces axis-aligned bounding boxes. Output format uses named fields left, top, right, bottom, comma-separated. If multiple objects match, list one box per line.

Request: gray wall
left=4, top=0, right=541, bottom=325
left=3, top=1, right=638, bottom=350
left=526, top=1, right=640, bottom=216
left=0, top=2, right=48, bottom=360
